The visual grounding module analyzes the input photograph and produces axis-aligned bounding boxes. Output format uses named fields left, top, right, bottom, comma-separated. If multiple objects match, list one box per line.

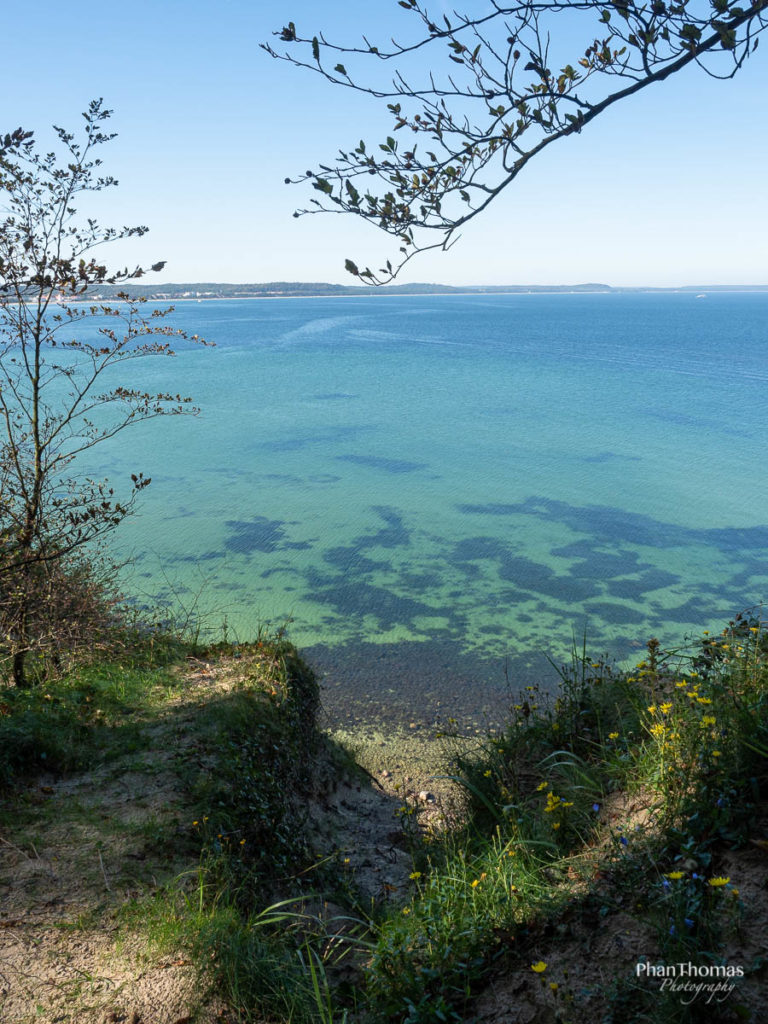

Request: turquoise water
left=85, top=292, right=768, bottom=720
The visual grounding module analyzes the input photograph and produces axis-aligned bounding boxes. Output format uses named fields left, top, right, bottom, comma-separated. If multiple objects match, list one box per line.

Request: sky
left=2, top=0, right=766, bottom=287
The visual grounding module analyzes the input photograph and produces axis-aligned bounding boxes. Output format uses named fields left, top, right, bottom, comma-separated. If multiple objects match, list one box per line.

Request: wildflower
left=650, top=723, right=666, bottom=737
left=402, top=907, right=410, bottom=915
left=536, top=781, right=548, bottom=792
left=608, top=732, right=619, bottom=740
left=647, top=705, right=657, bottom=714
left=712, top=750, right=722, bottom=758
left=731, top=889, right=740, bottom=897
left=665, top=871, right=685, bottom=880
left=544, top=791, right=562, bottom=813
left=697, top=696, right=713, bottom=705
left=192, top=821, right=199, bottom=826
left=708, top=876, right=730, bottom=887
left=660, top=703, right=673, bottom=715
left=620, top=836, right=628, bottom=846
left=684, top=918, right=694, bottom=929
left=592, top=803, right=600, bottom=812
left=675, top=681, right=687, bottom=688
left=239, top=839, right=246, bottom=846
left=701, top=715, right=717, bottom=728
left=471, top=879, right=481, bottom=888
left=550, top=982, right=559, bottom=991
left=531, top=961, right=547, bottom=973
left=484, top=770, right=492, bottom=777
left=552, top=822, right=561, bottom=830
left=409, top=871, right=422, bottom=880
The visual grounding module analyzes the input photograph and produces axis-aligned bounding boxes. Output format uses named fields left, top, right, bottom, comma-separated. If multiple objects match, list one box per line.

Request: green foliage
left=0, top=100, right=207, bottom=686
left=364, top=614, right=768, bottom=1021
left=265, top=1, right=768, bottom=282
left=0, top=655, right=183, bottom=790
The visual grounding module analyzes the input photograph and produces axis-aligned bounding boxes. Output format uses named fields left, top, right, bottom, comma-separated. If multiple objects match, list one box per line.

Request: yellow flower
left=608, top=732, right=619, bottom=739
left=549, top=982, right=559, bottom=991
left=665, top=871, right=685, bottom=879
left=239, top=839, right=246, bottom=846
left=402, top=907, right=411, bottom=915
left=701, top=715, right=717, bottom=728
left=192, top=821, right=199, bottom=826
left=531, top=961, right=547, bottom=973
left=536, top=781, right=548, bottom=791
left=471, top=879, right=480, bottom=888
left=409, top=871, right=422, bottom=880
left=647, top=705, right=657, bottom=713
left=712, top=750, right=722, bottom=758
left=484, top=770, right=492, bottom=777
left=660, top=703, right=673, bottom=715
left=697, top=696, right=713, bottom=705
left=708, top=876, right=730, bottom=887
left=552, top=822, right=561, bottom=830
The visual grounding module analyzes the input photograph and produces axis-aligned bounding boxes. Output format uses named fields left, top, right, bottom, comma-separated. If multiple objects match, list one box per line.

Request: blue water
left=85, top=292, right=768, bottom=721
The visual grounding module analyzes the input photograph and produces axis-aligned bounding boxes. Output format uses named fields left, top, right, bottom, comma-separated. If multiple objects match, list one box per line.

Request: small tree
left=0, top=100, right=206, bottom=686
left=265, top=0, right=767, bottom=282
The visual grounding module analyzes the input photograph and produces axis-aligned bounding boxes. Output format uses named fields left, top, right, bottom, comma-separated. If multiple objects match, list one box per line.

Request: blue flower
left=620, top=836, right=628, bottom=847
left=669, top=924, right=676, bottom=936
left=592, top=803, right=600, bottom=812
left=684, top=918, right=694, bottom=930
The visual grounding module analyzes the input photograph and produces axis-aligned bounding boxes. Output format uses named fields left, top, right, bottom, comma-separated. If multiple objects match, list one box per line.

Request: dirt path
left=0, top=659, right=453, bottom=1024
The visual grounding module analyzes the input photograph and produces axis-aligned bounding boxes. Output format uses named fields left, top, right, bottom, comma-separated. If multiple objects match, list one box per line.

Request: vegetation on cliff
left=1, top=609, right=767, bottom=1023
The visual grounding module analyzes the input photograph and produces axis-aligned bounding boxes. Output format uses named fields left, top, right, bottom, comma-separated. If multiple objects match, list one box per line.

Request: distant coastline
left=83, top=281, right=768, bottom=301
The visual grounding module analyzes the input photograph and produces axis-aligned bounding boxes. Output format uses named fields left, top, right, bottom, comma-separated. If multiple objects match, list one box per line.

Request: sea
left=82, top=291, right=768, bottom=727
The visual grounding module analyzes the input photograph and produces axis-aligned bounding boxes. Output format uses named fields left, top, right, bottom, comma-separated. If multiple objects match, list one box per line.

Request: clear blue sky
left=3, top=0, right=766, bottom=286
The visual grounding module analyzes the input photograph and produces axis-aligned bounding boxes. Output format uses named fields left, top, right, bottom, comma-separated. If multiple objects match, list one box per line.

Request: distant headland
left=85, top=281, right=768, bottom=301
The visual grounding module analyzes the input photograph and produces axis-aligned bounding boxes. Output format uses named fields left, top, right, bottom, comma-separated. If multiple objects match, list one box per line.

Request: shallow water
left=83, top=292, right=768, bottom=720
